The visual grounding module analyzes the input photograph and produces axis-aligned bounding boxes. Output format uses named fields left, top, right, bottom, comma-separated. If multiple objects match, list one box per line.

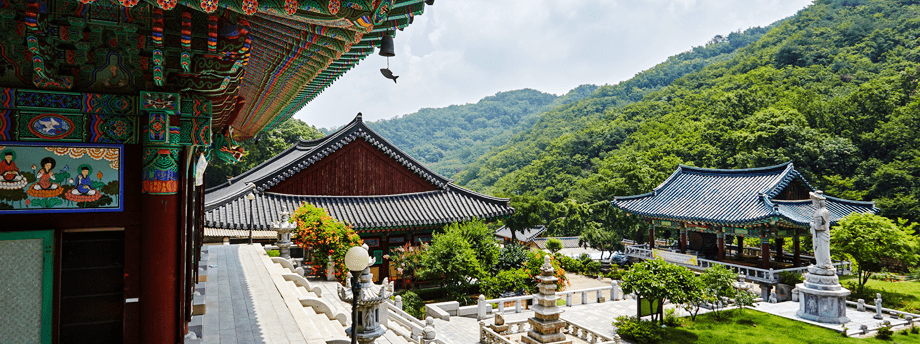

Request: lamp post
left=246, top=192, right=255, bottom=245
left=344, top=246, right=370, bottom=344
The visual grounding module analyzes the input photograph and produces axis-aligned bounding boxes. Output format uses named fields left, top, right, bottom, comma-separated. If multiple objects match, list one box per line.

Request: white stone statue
left=810, top=191, right=833, bottom=272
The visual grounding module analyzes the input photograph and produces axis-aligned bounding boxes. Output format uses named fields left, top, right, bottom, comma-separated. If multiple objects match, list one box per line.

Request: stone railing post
left=421, top=325, right=436, bottom=344
left=515, top=299, right=522, bottom=313
left=596, top=290, right=602, bottom=302
left=582, top=291, right=587, bottom=305
left=395, top=295, right=403, bottom=310
left=426, top=316, right=434, bottom=329
left=566, top=293, right=572, bottom=307
left=477, top=294, right=487, bottom=320
left=479, top=321, right=486, bottom=343
left=612, top=281, right=622, bottom=300
left=326, top=255, right=335, bottom=281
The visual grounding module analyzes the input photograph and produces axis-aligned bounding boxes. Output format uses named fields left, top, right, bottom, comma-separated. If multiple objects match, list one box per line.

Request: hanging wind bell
left=379, top=32, right=398, bottom=83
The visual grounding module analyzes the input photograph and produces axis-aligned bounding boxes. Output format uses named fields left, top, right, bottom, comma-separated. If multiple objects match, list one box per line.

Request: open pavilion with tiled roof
left=612, top=162, right=877, bottom=269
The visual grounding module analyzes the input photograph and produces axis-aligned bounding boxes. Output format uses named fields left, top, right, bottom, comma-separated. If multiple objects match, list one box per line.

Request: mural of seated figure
left=64, top=164, right=102, bottom=203
left=0, top=149, right=27, bottom=190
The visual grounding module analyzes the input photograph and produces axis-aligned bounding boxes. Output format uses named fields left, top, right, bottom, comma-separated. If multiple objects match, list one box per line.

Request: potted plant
left=776, top=271, right=804, bottom=301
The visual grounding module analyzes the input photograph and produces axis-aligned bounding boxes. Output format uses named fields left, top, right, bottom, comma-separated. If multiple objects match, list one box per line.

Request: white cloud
left=295, top=0, right=813, bottom=129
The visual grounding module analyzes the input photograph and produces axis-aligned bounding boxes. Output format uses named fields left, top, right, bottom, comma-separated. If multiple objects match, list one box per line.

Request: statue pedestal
left=796, top=266, right=849, bottom=324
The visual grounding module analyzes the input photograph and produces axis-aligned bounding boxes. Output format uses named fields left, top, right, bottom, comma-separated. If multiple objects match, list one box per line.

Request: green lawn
left=840, top=276, right=920, bottom=313
left=657, top=309, right=920, bottom=344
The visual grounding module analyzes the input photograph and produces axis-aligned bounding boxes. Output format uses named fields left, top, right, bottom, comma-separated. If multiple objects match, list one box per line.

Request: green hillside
left=460, top=0, right=920, bottom=223
left=362, top=87, right=597, bottom=176
left=454, top=25, right=774, bottom=192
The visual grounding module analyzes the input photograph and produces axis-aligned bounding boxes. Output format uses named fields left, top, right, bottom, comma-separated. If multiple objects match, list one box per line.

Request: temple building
left=0, top=0, right=434, bottom=343
left=612, top=162, right=877, bottom=271
left=203, top=114, right=514, bottom=282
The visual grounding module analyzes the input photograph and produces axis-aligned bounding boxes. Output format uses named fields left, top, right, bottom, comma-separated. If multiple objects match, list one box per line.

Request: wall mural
left=0, top=142, right=122, bottom=213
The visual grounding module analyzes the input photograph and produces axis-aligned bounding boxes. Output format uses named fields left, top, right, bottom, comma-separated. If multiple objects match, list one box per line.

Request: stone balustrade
left=478, top=318, right=622, bottom=344
left=474, top=282, right=624, bottom=319
left=479, top=322, right=517, bottom=344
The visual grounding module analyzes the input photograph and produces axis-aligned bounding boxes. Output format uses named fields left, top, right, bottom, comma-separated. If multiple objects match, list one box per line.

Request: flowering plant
left=388, top=242, right=428, bottom=286
left=290, top=202, right=362, bottom=281
left=524, top=250, right=568, bottom=292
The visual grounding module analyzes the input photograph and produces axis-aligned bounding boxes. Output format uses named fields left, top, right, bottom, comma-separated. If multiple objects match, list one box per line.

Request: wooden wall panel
left=269, top=140, right=438, bottom=196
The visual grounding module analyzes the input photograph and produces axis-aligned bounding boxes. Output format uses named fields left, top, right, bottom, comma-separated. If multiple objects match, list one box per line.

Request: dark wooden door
left=59, top=230, right=125, bottom=344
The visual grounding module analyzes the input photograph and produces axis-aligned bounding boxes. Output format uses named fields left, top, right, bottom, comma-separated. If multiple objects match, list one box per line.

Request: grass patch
left=266, top=250, right=280, bottom=257
left=655, top=309, right=920, bottom=344
left=840, top=276, right=920, bottom=313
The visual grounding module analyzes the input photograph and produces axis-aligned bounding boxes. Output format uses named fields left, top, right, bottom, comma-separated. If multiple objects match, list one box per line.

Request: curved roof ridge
left=204, top=183, right=258, bottom=212
left=763, top=162, right=800, bottom=198
left=261, top=190, right=445, bottom=200
left=824, top=194, right=878, bottom=207
left=652, top=165, right=684, bottom=193
left=680, top=161, right=793, bottom=174
left=612, top=191, right=655, bottom=202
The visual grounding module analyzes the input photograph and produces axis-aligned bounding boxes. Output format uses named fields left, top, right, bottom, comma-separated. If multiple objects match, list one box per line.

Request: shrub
left=911, top=324, right=919, bottom=334
left=546, top=238, right=563, bottom=253
left=495, top=243, right=529, bottom=273
left=876, top=326, right=893, bottom=340
left=663, top=307, right=683, bottom=327
left=606, top=268, right=623, bottom=281
left=777, top=271, right=804, bottom=285
left=583, top=260, right=601, bottom=276
left=481, top=268, right=531, bottom=298
left=266, top=249, right=280, bottom=257
left=613, top=316, right=662, bottom=344
left=557, top=255, right=582, bottom=273
left=400, top=291, right=425, bottom=320
left=388, top=242, right=429, bottom=285
left=291, top=203, right=363, bottom=281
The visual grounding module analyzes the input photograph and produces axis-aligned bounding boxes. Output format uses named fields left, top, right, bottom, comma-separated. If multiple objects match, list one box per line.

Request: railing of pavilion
left=624, top=244, right=852, bottom=284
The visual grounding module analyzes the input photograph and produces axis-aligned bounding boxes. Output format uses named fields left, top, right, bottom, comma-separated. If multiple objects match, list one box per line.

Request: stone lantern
left=272, top=210, right=297, bottom=259
left=338, top=245, right=391, bottom=344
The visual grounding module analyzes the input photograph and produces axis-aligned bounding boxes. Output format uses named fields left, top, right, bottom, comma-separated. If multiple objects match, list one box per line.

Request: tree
left=494, top=242, right=529, bottom=273
left=621, top=259, right=700, bottom=324
left=423, top=225, right=483, bottom=295
left=545, top=238, right=563, bottom=253
left=503, top=195, right=550, bottom=243
left=449, top=219, right=500, bottom=272
left=830, top=213, right=919, bottom=293
left=696, top=264, right=737, bottom=320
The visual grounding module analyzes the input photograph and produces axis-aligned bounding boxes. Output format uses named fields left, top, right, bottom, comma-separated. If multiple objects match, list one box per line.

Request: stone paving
left=199, top=244, right=410, bottom=344
left=754, top=301, right=917, bottom=337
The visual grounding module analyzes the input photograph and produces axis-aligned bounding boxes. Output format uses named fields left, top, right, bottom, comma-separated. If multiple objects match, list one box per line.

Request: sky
left=295, top=0, right=815, bottom=129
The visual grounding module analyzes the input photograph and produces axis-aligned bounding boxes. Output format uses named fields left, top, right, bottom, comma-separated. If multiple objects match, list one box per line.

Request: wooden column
left=793, top=232, right=801, bottom=267
left=679, top=229, right=687, bottom=253
left=717, top=232, right=725, bottom=261
left=775, top=237, right=784, bottom=263
left=648, top=224, right=655, bottom=249
left=760, top=237, right=770, bottom=269
left=736, top=235, right=744, bottom=258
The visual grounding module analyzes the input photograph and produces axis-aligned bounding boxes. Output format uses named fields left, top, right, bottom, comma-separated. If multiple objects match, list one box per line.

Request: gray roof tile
left=612, top=162, right=877, bottom=227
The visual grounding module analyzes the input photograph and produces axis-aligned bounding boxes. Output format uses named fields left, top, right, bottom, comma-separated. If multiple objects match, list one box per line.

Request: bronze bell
left=378, top=32, right=395, bottom=57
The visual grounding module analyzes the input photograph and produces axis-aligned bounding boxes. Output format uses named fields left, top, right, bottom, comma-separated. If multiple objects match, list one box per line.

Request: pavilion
left=611, top=162, right=877, bottom=270
left=204, top=114, right=514, bottom=282
left=0, top=0, right=435, bottom=343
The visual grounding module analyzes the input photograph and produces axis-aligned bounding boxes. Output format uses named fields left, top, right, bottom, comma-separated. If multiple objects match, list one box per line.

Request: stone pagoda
left=522, top=256, right=571, bottom=344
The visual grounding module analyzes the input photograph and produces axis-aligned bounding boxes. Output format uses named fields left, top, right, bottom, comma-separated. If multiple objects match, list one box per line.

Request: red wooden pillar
left=760, top=237, right=770, bottom=269
left=138, top=105, right=184, bottom=344
left=736, top=235, right=744, bottom=258
left=679, top=229, right=687, bottom=254
left=793, top=232, right=801, bottom=267
left=718, top=233, right=725, bottom=261
left=775, top=237, right=784, bottom=262
left=648, top=224, right=655, bottom=249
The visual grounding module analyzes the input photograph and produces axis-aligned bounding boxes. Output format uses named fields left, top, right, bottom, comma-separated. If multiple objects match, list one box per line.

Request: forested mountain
left=359, top=86, right=598, bottom=176
left=458, top=0, right=920, bottom=224
left=454, top=25, right=774, bottom=193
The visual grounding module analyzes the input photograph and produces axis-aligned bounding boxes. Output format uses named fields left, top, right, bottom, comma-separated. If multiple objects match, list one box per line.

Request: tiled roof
left=495, top=225, right=547, bottom=242
left=204, top=185, right=513, bottom=232
left=611, top=162, right=877, bottom=227
left=205, top=114, right=450, bottom=205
